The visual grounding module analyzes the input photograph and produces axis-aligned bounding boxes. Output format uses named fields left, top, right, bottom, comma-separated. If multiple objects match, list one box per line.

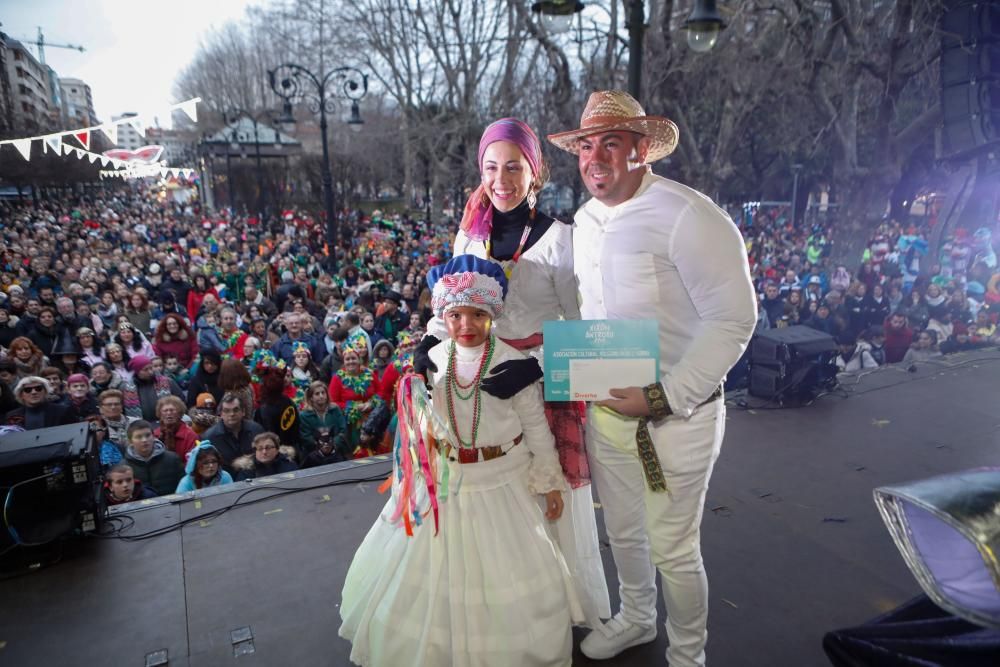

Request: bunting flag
left=177, top=99, right=199, bottom=123
left=11, top=138, right=31, bottom=161
left=99, top=123, right=118, bottom=145
left=43, top=134, right=62, bottom=154
left=127, top=117, right=146, bottom=138
left=0, top=97, right=202, bottom=170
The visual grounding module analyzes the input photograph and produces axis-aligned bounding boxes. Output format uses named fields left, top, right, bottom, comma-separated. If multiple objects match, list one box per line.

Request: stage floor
left=2, top=348, right=999, bottom=666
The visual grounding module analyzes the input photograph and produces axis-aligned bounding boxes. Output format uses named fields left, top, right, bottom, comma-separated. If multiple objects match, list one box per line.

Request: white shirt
left=428, top=338, right=566, bottom=493
left=574, top=172, right=757, bottom=417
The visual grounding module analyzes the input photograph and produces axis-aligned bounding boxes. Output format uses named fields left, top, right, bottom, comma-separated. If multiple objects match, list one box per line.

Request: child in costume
left=339, top=255, right=581, bottom=667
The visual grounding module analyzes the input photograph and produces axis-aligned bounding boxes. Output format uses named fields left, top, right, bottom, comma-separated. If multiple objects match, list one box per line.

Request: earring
left=527, top=190, right=537, bottom=210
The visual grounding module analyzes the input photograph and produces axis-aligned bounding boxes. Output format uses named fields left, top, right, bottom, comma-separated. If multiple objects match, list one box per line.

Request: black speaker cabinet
left=940, top=1, right=1000, bottom=157
left=749, top=326, right=838, bottom=401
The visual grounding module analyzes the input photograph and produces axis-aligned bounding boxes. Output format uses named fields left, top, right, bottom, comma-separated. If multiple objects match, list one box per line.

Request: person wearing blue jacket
left=175, top=441, right=234, bottom=493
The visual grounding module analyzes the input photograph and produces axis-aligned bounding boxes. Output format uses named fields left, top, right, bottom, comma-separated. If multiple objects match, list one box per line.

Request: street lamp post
left=791, top=163, right=804, bottom=227
left=268, top=64, right=367, bottom=275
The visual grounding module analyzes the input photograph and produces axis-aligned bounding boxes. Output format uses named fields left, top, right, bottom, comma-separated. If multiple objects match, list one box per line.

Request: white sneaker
left=580, top=612, right=657, bottom=660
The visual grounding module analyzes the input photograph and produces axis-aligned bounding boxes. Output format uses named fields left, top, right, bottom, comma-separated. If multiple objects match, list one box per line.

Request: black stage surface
left=2, top=348, right=999, bottom=666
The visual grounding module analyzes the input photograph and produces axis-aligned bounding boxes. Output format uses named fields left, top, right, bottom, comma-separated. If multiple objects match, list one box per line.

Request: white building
left=59, top=77, right=98, bottom=126
left=111, top=112, right=144, bottom=150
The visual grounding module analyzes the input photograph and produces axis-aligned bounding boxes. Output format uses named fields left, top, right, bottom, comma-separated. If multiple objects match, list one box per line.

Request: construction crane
left=14, top=27, right=86, bottom=65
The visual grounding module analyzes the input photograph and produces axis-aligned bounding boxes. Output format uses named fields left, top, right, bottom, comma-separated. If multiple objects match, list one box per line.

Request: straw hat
left=547, top=90, right=679, bottom=163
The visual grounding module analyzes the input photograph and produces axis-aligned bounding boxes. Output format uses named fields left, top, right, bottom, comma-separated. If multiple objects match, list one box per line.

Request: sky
left=3, top=0, right=260, bottom=127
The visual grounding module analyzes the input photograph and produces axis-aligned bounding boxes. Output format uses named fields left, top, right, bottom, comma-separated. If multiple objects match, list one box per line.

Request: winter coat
left=4, top=402, right=74, bottom=430
left=253, top=397, right=301, bottom=451
left=836, top=344, right=879, bottom=373
left=155, top=421, right=200, bottom=463
left=153, top=332, right=200, bottom=368
left=185, top=368, right=223, bottom=407
left=174, top=442, right=234, bottom=493
left=123, top=441, right=185, bottom=496
left=201, top=419, right=264, bottom=471
left=882, top=317, right=914, bottom=364
left=232, top=448, right=299, bottom=481
left=299, top=406, right=348, bottom=456
left=104, top=479, right=157, bottom=506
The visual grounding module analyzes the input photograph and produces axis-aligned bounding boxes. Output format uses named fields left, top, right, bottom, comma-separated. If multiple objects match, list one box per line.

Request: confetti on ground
left=194, top=500, right=202, bottom=509
left=872, top=419, right=891, bottom=428
left=199, top=520, right=211, bottom=528
left=593, top=502, right=602, bottom=509
left=264, top=508, right=283, bottom=516
left=722, top=598, right=738, bottom=609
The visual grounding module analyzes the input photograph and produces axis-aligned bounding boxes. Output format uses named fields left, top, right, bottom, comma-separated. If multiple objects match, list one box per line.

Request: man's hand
left=480, top=358, right=543, bottom=399
left=544, top=490, right=564, bottom=520
left=596, top=386, right=651, bottom=418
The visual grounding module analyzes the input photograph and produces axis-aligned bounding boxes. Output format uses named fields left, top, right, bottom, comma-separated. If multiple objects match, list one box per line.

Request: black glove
left=412, top=334, right=441, bottom=382
left=480, top=358, right=543, bottom=399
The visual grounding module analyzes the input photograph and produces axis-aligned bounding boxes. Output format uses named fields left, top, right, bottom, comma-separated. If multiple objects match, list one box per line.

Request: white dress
left=435, top=222, right=612, bottom=626
left=339, top=338, right=582, bottom=667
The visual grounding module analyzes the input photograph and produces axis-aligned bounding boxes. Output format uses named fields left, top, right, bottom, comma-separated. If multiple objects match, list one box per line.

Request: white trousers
left=586, top=398, right=725, bottom=667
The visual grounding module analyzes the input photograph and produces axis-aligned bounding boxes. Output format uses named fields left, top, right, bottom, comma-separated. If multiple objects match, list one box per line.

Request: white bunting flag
left=100, top=156, right=110, bottom=167
left=12, top=139, right=32, bottom=161
left=127, top=117, right=146, bottom=138
left=177, top=98, right=199, bottom=123
left=62, top=144, right=74, bottom=156
left=43, top=134, right=62, bottom=154
left=88, top=153, right=99, bottom=164
left=100, top=124, right=119, bottom=145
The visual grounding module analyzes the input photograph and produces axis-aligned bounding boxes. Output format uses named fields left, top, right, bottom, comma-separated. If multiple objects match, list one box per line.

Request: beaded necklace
left=444, top=336, right=495, bottom=450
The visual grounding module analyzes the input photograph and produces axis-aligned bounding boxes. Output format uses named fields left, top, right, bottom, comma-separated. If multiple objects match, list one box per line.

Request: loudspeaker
left=0, top=423, right=103, bottom=575
left=940, top=1, right=1000, bottom=157
left=748, top=326, right=838, bottom=402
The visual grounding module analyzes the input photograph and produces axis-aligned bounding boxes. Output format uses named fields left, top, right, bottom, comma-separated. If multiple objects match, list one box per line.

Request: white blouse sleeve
left=511, top=382, right=567, bottom=494
left=550, top=223, right=581, bottom=322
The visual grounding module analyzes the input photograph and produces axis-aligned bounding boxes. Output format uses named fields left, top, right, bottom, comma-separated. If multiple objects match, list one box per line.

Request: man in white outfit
left=548, top=91, right=757, bottom=666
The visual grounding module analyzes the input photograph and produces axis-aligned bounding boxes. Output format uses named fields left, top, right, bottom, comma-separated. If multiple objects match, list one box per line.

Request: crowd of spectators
left=1, top=187, right=998, bottom=503
left=0, top=185, right=449, bottom=501
left=741, top=206, right=1000, bottom=376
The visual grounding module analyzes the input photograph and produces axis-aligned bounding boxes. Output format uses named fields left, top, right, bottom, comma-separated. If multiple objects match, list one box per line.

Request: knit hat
left=427, top=254, right=508, bottom=320
left=128, top=355, right=152, bottom=372
left=67, top=373, right=89, bottom=385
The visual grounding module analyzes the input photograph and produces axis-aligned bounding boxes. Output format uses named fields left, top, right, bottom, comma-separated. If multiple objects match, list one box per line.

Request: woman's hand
left=544, top=490, right=563, bottom=521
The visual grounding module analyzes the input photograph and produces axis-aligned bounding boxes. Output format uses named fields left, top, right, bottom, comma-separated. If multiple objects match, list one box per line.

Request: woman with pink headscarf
left=415, top=118, right=610, bottom=627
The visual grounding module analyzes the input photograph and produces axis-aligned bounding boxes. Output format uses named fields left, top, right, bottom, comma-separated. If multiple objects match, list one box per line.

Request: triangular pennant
left=74, top=148, right=86, bottom=160
left=43, top=134, right=62, bottom=154
left=127, top=117, right=145, bottom=137
left=88, top=152, right=99, bottom=164
left=100, top=124, right=118, bottom=145
left=73, top=130, right=90, bottom=150
left=160, top=168, right=170, bottom=178
left=177, top=98, right=199, bottom=123
left=11, top=138, right=32, bottom=161
left=62, top=143, right=74, bottom=155
left=99, top=156, right=110, bottom=167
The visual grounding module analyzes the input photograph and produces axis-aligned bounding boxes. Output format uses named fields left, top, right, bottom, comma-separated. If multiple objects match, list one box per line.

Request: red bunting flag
left=73, top=130, right=90, bottom=150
